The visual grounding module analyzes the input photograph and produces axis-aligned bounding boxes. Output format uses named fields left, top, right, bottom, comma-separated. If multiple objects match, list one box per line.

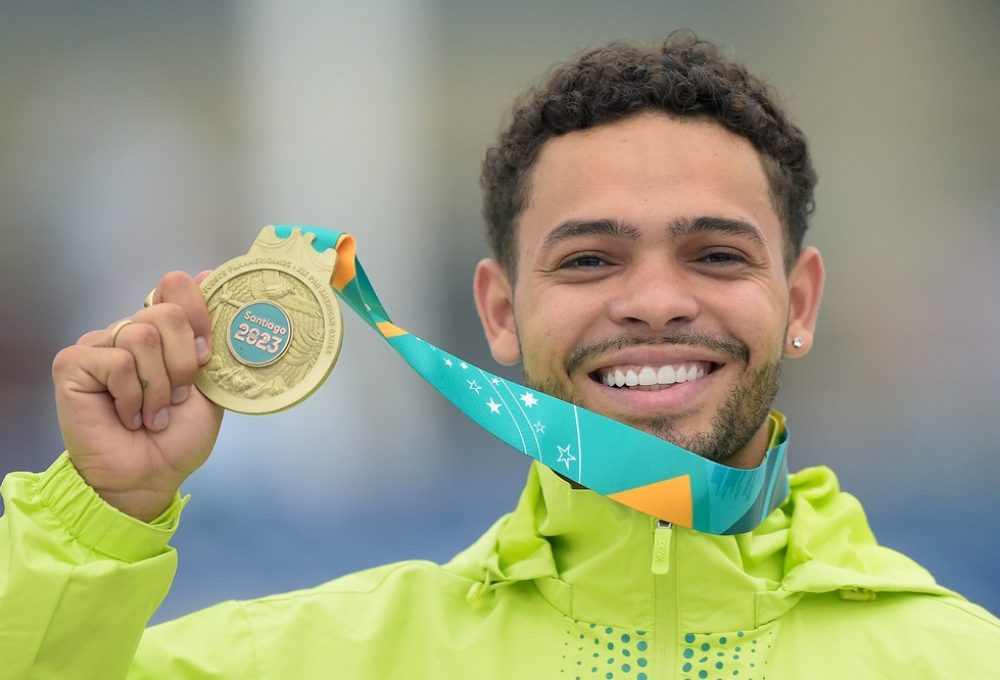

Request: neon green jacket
left=2, top=453, right=999, bottom=679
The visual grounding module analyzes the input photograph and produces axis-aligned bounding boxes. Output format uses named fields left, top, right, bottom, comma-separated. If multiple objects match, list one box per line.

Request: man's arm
left=0, top=455, right=262, bottom=680
left=0, top=455, right=181, bottom=679
left=0, top=271, right=227, bottom=677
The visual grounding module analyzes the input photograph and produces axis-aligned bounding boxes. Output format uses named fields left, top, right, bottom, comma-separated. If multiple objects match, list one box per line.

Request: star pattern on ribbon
left=533, top=421, right=546, bottom=434
left=519, top=391, right=539, bottom=408
left=444, top=358, right=453, bottom=367
left=486, top=397, right=502, bottom=414
left=557, top=444, right=576, bottom=470
left=467, top=380, right=482, bottom=395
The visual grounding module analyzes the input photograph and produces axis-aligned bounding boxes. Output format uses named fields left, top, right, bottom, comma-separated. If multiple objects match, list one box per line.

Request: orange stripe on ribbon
left=376, top=322, right=408, bottom=338
left=332, top=234, right=358, bottom=291
left=608, top=474, right=693, bottom=527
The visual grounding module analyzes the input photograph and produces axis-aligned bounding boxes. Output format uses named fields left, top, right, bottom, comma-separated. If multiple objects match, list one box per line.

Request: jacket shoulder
left=773, top=588, right=1000, bottom=677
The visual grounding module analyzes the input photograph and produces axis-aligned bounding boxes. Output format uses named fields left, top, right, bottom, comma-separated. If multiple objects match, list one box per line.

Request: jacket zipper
left=651, top=520, right=673, bottom=575
left=652, top=519, right=678, bottom=680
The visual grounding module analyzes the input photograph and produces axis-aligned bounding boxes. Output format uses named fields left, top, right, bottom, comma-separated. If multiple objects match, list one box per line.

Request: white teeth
left=657, top=365, right=676, bottom=384
left=638, top=367, right=657, bottom=385
left=600, top=363, right=711, bottom=388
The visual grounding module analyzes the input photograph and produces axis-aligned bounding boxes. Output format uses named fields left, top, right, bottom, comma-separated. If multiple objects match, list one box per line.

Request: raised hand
left=52, top=271, right=224, bottom=521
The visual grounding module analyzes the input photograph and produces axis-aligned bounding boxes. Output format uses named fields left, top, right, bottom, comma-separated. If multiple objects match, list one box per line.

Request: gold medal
left=191, top=226, right=343, bottom=414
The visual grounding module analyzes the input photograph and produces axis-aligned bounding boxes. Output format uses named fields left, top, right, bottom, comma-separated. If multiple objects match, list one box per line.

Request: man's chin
left=566, top=396, right=733, bottom=461
left=627, top=417, right=733, bottom=460
left=586, top=371, right=777, bottom=465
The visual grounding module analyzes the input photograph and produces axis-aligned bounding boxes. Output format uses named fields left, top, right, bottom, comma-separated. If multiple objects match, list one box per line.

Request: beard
left=522, top=331, right=781, bottom=465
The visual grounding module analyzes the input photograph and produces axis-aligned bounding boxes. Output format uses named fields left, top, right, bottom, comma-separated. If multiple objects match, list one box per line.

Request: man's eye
left=700, top=251, right=747, bottom=265
left=561, top=254, right=607, bottom=268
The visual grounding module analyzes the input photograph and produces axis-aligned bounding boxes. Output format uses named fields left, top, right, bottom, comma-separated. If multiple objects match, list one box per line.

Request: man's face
left=475, top=113, right=822, bottom=468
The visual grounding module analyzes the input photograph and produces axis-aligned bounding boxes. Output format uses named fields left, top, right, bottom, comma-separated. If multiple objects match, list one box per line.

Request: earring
left=791, top=336, right=804, bottom=349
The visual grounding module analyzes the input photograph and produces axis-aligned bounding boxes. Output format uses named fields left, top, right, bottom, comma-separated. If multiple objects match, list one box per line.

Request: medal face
left=195, top=226, right=343, bottom=414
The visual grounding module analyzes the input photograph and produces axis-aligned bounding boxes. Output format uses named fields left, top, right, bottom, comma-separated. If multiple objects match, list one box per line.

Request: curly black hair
left=481, top=32, right=816, bottom=275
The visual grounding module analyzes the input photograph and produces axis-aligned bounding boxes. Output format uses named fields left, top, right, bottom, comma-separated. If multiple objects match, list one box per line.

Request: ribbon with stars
left=273, top=225, right=789, bottom=535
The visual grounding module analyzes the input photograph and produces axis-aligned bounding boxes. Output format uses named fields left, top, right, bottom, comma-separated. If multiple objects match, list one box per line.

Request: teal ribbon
left=273, top=225, right=789, bottom=535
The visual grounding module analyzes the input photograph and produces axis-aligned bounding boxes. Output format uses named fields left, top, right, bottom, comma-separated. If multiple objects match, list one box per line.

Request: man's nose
left=607, top=262, right=701, bottom=330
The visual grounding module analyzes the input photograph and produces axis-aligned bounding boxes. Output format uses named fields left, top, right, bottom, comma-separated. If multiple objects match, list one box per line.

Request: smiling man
left=2, top=33, right=998, bottom=679
left=475, top=113, right=822, bottom=469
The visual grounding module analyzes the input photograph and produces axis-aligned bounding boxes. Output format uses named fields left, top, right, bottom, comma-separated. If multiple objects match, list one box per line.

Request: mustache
left=564, top=331, right=749, bottom=375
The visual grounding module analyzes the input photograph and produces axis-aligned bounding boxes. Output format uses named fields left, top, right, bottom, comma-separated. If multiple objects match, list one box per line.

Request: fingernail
left=131, top=413, right=143, bottom=430
left=153, top=408, right=169, bottom=430
left=171, top=386, right=190, bottom=404
left=195, top=336, right=211, bottom=363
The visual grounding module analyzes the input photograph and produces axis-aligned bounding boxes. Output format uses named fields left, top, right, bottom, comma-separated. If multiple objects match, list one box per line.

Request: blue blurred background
left=1, top=1, right=997, bottom=623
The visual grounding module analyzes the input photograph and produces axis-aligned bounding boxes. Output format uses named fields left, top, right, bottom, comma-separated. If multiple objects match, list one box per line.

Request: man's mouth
left=591, top=361, right=718, bottom=390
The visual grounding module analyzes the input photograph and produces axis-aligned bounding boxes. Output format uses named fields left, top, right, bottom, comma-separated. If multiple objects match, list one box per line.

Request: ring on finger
left=109, top=319, right=135, bottom=347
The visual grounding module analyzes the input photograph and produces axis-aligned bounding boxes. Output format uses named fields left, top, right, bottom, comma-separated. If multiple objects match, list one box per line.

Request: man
left=2, top=33, right=998, bottom=678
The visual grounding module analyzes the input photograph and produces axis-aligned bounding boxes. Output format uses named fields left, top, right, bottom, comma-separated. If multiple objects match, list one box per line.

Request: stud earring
left=791, top=336, right=804, bottom=349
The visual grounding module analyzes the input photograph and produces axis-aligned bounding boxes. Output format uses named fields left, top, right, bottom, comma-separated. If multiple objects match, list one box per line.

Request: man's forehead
left=518, top=113, right=779, bottom=245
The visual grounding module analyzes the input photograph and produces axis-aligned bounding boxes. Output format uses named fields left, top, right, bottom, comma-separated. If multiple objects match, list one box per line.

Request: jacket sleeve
left=0, top=453, right=185, bottom=679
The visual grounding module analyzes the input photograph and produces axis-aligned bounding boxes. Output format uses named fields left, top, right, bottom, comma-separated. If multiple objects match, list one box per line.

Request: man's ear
left=785, top=246, right=825, bottom=356
left=473, top=258, right=521, bottom=365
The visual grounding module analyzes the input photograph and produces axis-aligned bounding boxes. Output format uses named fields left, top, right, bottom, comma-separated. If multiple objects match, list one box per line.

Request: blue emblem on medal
left=227, top=300, right=293, bottom=367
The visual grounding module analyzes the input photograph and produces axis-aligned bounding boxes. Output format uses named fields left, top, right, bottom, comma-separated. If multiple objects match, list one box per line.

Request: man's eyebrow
left=669, top=216, right=767, bottom=247
left=541, top=219, right=641, bottom=250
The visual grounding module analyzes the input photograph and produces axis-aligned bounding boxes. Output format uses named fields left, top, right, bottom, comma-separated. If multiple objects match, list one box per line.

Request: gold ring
left=109, top=319, right=135, bottom=347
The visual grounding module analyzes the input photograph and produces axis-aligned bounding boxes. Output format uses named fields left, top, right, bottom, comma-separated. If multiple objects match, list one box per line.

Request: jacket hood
left=447, top=461, right=955, bottom=631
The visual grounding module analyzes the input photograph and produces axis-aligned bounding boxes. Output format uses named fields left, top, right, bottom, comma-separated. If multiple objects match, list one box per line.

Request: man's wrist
left=36, top=452, right=188, bottom=562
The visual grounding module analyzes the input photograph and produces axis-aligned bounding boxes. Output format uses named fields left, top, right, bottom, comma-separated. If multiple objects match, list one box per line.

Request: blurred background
left=1, top=0, right=997, bottom=623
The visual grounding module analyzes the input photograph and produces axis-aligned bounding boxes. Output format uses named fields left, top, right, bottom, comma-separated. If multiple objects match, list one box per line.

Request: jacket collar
left=447, top=459, right=953, bottom=632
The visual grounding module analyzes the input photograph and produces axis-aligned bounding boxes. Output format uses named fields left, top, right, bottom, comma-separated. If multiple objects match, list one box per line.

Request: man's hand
left=52, top=271, right=224, bottom=522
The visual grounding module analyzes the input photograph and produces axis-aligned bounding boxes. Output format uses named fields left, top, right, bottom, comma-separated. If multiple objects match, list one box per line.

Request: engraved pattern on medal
left=205, top=268, right=324, bottom=399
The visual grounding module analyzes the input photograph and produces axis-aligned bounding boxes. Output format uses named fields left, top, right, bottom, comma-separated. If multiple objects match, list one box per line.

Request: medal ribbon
left=273, top=225, right=789, bottom=535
